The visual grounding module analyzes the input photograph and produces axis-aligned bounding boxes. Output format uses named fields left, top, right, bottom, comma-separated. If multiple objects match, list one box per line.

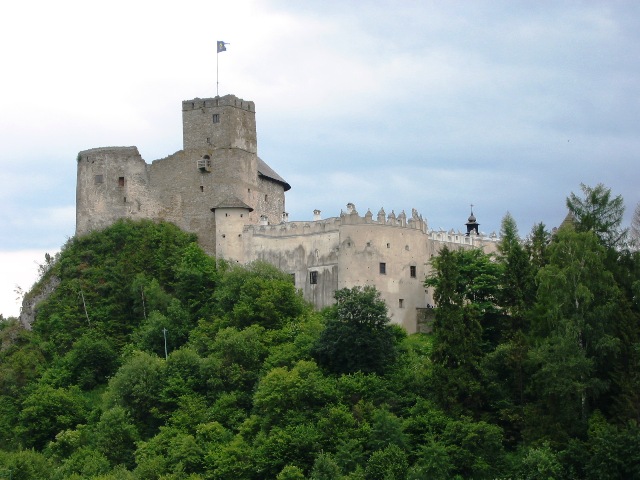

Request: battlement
left=182, top=95, right=255, bottom=112
left=77, top=146, right=141, bottom=163
left=246, top=203, right=499, bottom=247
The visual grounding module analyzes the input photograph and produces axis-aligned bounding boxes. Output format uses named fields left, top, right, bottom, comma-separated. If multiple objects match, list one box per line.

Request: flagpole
left=216, top=41, right=228, bottom=97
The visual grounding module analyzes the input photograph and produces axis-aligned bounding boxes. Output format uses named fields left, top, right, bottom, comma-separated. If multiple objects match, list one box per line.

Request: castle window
left=265, top=194, right=268, bottom=202
left=197, top=157, right=212, bottom=172
left=118, top=177, right=125, bottom=187
left=309, top=271, right=318, bottom=284
left=212, top=114, right=220, bottom=123
left=94, top=174, right=103, bottom=184
left=379, top=262, right=386, bottom=275
left=399, top=299, right=405, bottom=308
left=387, top=243, right=390, bottom=248
left=410, top=266, right=417, bottom=278
left=200, top=186, right=204, bottom=192
left=222, top=234, right=226, bottom=238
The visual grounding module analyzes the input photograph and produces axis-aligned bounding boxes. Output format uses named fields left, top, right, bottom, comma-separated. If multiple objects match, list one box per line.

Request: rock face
left=19, top=276, right=60, bottom=330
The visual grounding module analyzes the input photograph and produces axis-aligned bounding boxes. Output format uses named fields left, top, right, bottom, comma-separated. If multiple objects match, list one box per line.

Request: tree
left=425, top=247, right=494, bottom=415
left=253, top=360, right=336, bottom=428
left=497, top=213, right=535, bottom=327
left=61, top=331, right=119, bottom=390
left=566, top=183, right=627, bottom=248
left=525, top=222, right=551, bottom=270
left=364, top=444, right=409, bottom=480
left=526, top=229, right=623, bottom=441
left=104, top=351, right=166, bottom=438
left=18, top=384, right=88, bottom=449
left=93, top=406, right=139, bottom=468
left=630, top=201, right=640, bottom=251
left=312, top=286, right=399, bottom=375
left=310, top=452, right=343, bottom=479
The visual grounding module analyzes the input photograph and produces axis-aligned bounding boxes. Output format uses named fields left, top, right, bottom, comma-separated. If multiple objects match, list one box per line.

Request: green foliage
left=104, top=351, right=166, bottom=438
left=18, top=384, right=88, bottom=450
left=3, top=199, right=640, bottom=478
left=515, top=442, right=563, bottom=480
left=215, top=261, right=309, bottom=330
left=567, top=182, right=627, bottom=248
left=364, top=444, right=409, bottom=480
left=312, top=286, right=399, bottom=375
left=93, top=406, right=139, bottom=468
left=0, top=448, right=52, bottom=480
left=253, top=360, right=336, bottom=427
left=278, top=464, right=307, bottom=479
left=34, top=219, right=199, bottom=354
left=525, top=222, right=551, bottom=270
left=59, top=331, right=119, bottom=389
left=426, top=247, right=486, bottom=415
left=310, top=452, right=342, bottom=479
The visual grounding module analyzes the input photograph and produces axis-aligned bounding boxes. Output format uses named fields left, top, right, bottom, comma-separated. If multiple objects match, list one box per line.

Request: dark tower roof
left=257, top=157, right=291, bottom=191
left=465, top=205, right=479, bottom=235
left=211, top=196, right=254, bottom=212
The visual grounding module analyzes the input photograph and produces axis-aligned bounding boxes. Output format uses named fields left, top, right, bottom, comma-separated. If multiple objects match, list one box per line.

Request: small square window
left=118, top=176, right=125, bottom=187
left=410, top=266, right=416, bottom=278
left=379, top=262, right=386, bottom=275
left=309, top=271, right=318, bottom=284
left=399, top=299, right=405, bottom=308
left=94, top=174, right=103, bottom=184
left=212, top=114, right=220, bottom=123
left=386, top=243, right=391, bottom=248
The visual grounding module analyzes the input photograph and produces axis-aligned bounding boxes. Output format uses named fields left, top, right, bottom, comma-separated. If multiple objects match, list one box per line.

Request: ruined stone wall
left=76, top=147, right=158, bottom=235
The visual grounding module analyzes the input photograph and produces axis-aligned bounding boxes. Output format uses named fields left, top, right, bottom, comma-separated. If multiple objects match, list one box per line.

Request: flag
left=217, top=41, right=227, bottom=53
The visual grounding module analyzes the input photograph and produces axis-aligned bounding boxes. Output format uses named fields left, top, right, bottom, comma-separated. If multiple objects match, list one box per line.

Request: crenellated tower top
left=181, top=94, right=257, bottom=153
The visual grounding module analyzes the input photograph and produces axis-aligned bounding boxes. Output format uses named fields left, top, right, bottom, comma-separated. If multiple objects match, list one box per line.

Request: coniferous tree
left=566, top=182, right=627, bottom=249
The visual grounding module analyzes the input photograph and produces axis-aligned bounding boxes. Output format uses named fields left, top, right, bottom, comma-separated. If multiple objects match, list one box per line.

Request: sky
left=1, top=0, right=639, bottom=318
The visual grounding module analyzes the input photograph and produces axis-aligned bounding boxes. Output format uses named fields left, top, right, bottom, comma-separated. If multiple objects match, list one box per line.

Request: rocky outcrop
left=19, top=276, right=60, bottom=330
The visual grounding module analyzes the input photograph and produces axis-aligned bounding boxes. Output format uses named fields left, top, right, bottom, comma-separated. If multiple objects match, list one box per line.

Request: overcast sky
left=1, top=0, right=639, bottom=318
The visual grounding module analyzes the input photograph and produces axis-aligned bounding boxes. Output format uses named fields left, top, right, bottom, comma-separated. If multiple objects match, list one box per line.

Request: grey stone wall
left=182, top=95, right=257, bottom=152
left=76, top=146, right=156, bottom=236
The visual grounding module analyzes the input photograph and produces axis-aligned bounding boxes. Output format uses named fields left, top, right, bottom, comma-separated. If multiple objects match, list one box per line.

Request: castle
left=76, top=94, right=498, bottom=332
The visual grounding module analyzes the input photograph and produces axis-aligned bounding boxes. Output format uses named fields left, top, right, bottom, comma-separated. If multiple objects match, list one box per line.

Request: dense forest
left=1, top=183, right=639, bottom=479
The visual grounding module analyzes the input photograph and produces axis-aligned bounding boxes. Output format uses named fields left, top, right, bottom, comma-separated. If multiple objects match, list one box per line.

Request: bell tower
left=465, top=205, right=480, bottom=235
